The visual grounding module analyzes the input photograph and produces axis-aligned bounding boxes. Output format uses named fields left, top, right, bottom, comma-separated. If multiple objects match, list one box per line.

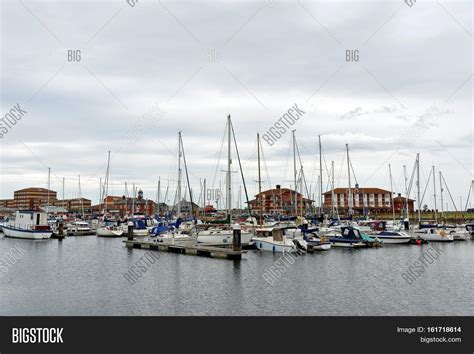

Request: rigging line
left=180, top=134, right=196, bottom=220
left=210, top=121, right=227, bottom=190
left=295, top=139, right=311, bottom=199
left=407, top=158, right=417, bottom=198
left=464, top=182, right=472, bottom=212
left=349, top=160, right=359, bottom=186
left=336, top=152, right=346, bottom=189
left=260, top=140, right=272, bottom=188
left=419, top=167, right=433, bottom=207
left=230, top=120, right=253, bottom=219
left=282, top=136, right=292, bottom=187
left=441, top=174, right=458, bottom=212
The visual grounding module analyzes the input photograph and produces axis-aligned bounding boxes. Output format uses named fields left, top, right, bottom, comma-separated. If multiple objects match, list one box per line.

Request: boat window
left=36, top=213, right=40, bottom=225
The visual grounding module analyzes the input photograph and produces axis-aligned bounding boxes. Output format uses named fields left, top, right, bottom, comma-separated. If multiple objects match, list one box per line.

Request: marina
left=1, top=232, right=473, bottom=316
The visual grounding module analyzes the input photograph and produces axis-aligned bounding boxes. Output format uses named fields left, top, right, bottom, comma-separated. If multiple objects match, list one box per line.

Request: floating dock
left=123, top=239, right=245, bottom=260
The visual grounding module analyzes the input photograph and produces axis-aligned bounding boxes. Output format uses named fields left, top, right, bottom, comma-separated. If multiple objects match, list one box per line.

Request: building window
left=369, top=194, right=375, bottom=207
left=333, top=195, right=337, bottom=208
left=355, top=194, right=360, bottom=207
left=339, top=193, right=345, bottom=207
left=385, top=193, right=391, bottom=207
left=378, top=194, right=383, bottom=207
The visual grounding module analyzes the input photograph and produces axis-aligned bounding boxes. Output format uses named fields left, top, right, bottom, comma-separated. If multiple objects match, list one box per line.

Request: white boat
left=414, top=228, right=454, bottom=242
left=252, top=227, right=302, bottom=253
left=253, top=236, right=298, bottom=253
left=197, top=228, right=253, bottom=245
left=96, top=225, right=124, bottom=237
left=67, top=221, right=93, bottom=236
left=447, top=228, right=471, bottom=241
left=2, top=210, right=52, bottom=240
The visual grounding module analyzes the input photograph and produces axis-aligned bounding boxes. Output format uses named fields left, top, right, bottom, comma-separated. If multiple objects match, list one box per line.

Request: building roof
left=40, top=206, right=68, bottom=213
left=323, top=188, right=415, bottom=201
left=14, top=187, right=57, bottom=193
left=249, top=187, right=313, bottom=204
left=323, top=187, right=392, bottom=195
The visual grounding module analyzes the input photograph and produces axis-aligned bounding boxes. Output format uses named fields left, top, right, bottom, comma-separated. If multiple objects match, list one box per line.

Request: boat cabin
left=14, top=210, right=49, bottom=230
left=340, top=226, right=363, bottom=240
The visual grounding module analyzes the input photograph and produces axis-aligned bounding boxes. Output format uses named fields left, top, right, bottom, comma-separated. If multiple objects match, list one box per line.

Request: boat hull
left=197, top=231, right=253, bottom=245
left=329, top=238, right=367, bottom=248
left=253, top=237, right=297, bottom=253
left=2, top=226, right=51, bottom=240
left=96, top=228, right=124, bottom=237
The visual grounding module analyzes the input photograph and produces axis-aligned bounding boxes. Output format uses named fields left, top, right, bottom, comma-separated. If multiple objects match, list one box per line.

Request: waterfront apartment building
left=55, top=198, right=92, bottom=213
left=1, top=188, right=91, bottom=213
left=92, top=192, right=158, bottom=217
left=248, top=185, right=313, bottom=216
left=0, top=187, right=59, bottom=210
left=322, top=188, right=415, bottom=214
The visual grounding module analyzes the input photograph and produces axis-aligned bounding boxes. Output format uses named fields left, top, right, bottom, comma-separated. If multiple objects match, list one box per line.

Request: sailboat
left=97, top=151, right=124, bottom=237
left=197, top=115, right=253, bottom=245
left=153, top=132, right=196, bottom=243
left=253, top=131, right=309, bottom=252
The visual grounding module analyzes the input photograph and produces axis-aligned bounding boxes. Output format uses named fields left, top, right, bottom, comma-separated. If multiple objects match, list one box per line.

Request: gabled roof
left=323, top=187, right=392, bottom=195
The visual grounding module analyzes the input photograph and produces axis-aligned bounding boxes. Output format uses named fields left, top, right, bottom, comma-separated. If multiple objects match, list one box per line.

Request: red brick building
left=92, top=194, right=157, bottom=217
left=323, top=188, right=414, bottom=214
left=1, top=187, right=58, bottom=209
left=248, top=185, right=313, bottom=216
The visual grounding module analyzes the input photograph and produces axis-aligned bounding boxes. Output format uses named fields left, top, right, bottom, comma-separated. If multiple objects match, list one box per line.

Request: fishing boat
left=67, top=221, right=93, bottom=236
left=2, top=210, right=52, bottom=240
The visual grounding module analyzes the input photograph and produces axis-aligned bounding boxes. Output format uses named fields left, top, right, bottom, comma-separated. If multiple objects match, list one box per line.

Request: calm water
left=1, top=233, right=473, bottom=316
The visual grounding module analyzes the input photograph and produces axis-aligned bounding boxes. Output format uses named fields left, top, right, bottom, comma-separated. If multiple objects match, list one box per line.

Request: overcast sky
left=0, top=0, right=472, bottom=210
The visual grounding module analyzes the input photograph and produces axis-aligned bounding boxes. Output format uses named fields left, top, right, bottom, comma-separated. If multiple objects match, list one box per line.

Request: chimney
left=276, top=185, right=281, bottom=189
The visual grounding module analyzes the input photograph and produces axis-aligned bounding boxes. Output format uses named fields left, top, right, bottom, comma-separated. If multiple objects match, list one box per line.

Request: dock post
left=58, top=220, right=64, bottom=240
left=127, top=221, right=134, bottom=241
left=233, top=224, right=241, bottom=252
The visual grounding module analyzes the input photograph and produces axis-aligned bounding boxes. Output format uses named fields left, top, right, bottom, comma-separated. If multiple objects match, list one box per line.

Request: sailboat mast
left=346, top=144, right=352, bottom=217
left=62, top=177, right=65, bottom=202
left=78, top=175, right=84, bottom=216
left=203, top=178, right=206, bottom=216
left=416, top=153, right=421, bottom=224
left=105, top=151, right=110, bottom=215
left=389, top=164, right=395, bottom=222
left=132, top=183, right=135, bottom=216
left=47, top=167, right=51, bottom=214
left=432, top=166, right=437, bottom=223
left=331, top=160, right=335, bottom=218
left=227, top=115, right=232, bottom=219
left=403, top=165, right=409, bottom=219
left=157, top=177, right=161, bottom=216
left=177, top=131, right=182, bottom=219
left=319, top=135, right=323, bottom=216
left=439, top=171, right=444, bottom=221
left=257, top=133, right=262, bottom=225
left=292, top=130, right=297, bottom=216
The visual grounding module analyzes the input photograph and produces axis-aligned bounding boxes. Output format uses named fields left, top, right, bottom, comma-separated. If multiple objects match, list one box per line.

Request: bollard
left=58, top=221, right=64, bottom=240
left=233, top=224, right=242, bottom=252
left=127, top=221, right=134, bottom=241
